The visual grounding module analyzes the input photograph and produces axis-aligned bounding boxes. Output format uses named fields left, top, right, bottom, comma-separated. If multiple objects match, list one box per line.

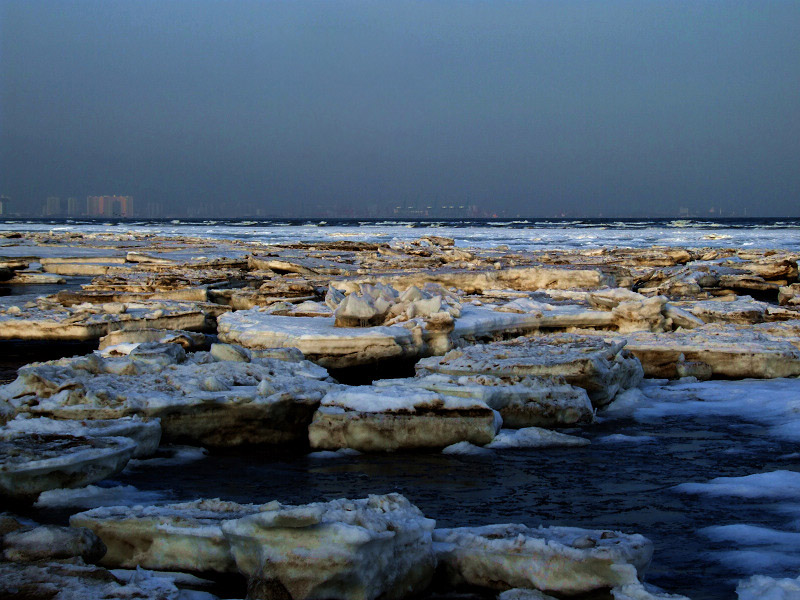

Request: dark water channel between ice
left=27, top=412, right=797, bottom=600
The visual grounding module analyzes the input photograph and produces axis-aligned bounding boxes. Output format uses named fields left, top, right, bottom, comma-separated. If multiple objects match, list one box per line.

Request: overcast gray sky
left=1, top=1, right=799, bottom=217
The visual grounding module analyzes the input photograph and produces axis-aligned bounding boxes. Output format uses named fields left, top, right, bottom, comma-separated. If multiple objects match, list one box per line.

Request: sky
left=1, top=1, right=799, bottom=218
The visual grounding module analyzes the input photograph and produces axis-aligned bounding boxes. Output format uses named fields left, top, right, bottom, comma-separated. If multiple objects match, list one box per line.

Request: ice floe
left=221, top=493, right=436, bottom=600
left=433, top=523, right=653, bottom=595
left=1, top=343, right=333, bottom=447
left=308, top=385, right=500, bottom=452
left=71, top=498, right=276, bottom=572
left=0, top=433, right=137, bottom=501
left=486, top=427, right=590, bottom=449
left=417, top=334, right=643, bottom=407
left=5, top=415, right=161, bottom=457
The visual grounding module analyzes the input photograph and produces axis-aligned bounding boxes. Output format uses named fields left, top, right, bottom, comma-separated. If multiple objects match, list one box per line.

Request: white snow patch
left=320, top=385, right=490, bottom=413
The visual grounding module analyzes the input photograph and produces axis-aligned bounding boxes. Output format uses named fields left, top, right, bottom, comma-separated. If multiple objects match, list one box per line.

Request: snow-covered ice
left=71, top=498, right=277, bottom=572
left=220, top=493, right=436, bottom=600
left=308, top=385, right=500, bottom=451
left=433, top=523, right=653, bottom=595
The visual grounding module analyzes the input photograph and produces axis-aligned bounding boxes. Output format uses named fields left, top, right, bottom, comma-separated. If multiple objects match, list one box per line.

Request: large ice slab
left=218, top=309, right=424, bottom=368
left=618, top=324, right=800, bottom=379
left=0, top=433, right=137, bottom=501
left=5, top=415, right=161, bottom=458
left=1, top=343, right=333, bottom=446
left=417, top=334, right=643, bottom=407
left=352, top=265, right=616, bottom=293
left=220, top=493, right=436, bottom=600
left=308, top=385, right=500, bottom=452
left=433, top=523, right=653, bottom=595
left=71, top=498, right=273, bottom=572
left=0, top=298, right=211, bottom=341
left=382, top=374, right=594, bottom=429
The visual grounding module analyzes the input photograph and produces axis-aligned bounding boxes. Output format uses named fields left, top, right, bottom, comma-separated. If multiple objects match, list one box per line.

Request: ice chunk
left=2, top=346, right=332, bottom=447
left=402, top=374, right=594, bottom=429
left=417, top=334, right=643, bottom=407
left=442, top=441, right=493, bottom=455
left=221, top=493, right=436, bottom=600
left=0, top=433, right=137, bottom=501
left=71, top=498, right=277, bottom=572
left=218, top=310, right=423, bottom=368
left=618, top=324, right=800, bottom=379
left=308, top=385, right=500, bottom=452
left=499, top=589, right=560, bottom=600
left=700, top=524, right=800, bottom=575
left=433, top=523, right=653, bottom=595
left=487, top=427, right=590, bottom=449
left=6, top=415, right=161, bottom=458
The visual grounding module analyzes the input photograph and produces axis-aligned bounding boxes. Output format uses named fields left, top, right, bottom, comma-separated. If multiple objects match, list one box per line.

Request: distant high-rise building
left=86, top=195, right=134, bottom=217
left=45, top=196, right=61, bottom=216
left=67, top=197, right=81, bottom=216
left=0, top=196, right=8, bottom=215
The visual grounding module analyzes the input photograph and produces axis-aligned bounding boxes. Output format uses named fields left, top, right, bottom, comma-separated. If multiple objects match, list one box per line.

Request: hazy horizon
left=2, top=2, right=799, bottom=217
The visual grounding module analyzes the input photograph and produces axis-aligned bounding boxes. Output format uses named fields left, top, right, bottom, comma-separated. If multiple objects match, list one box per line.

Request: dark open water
left=24, top=412, right=799, bottom=600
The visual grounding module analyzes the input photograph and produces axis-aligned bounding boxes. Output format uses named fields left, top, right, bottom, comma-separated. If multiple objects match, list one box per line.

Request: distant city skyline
left=2, top=2, right=799, bottom=217
left=0, top=191, right=765, bottom=220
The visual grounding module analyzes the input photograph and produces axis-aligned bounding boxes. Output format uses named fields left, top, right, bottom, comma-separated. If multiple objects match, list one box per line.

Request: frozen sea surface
left=3, top=217, right=800, bottom=251
left=24, top=378, right=800, bottom=600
